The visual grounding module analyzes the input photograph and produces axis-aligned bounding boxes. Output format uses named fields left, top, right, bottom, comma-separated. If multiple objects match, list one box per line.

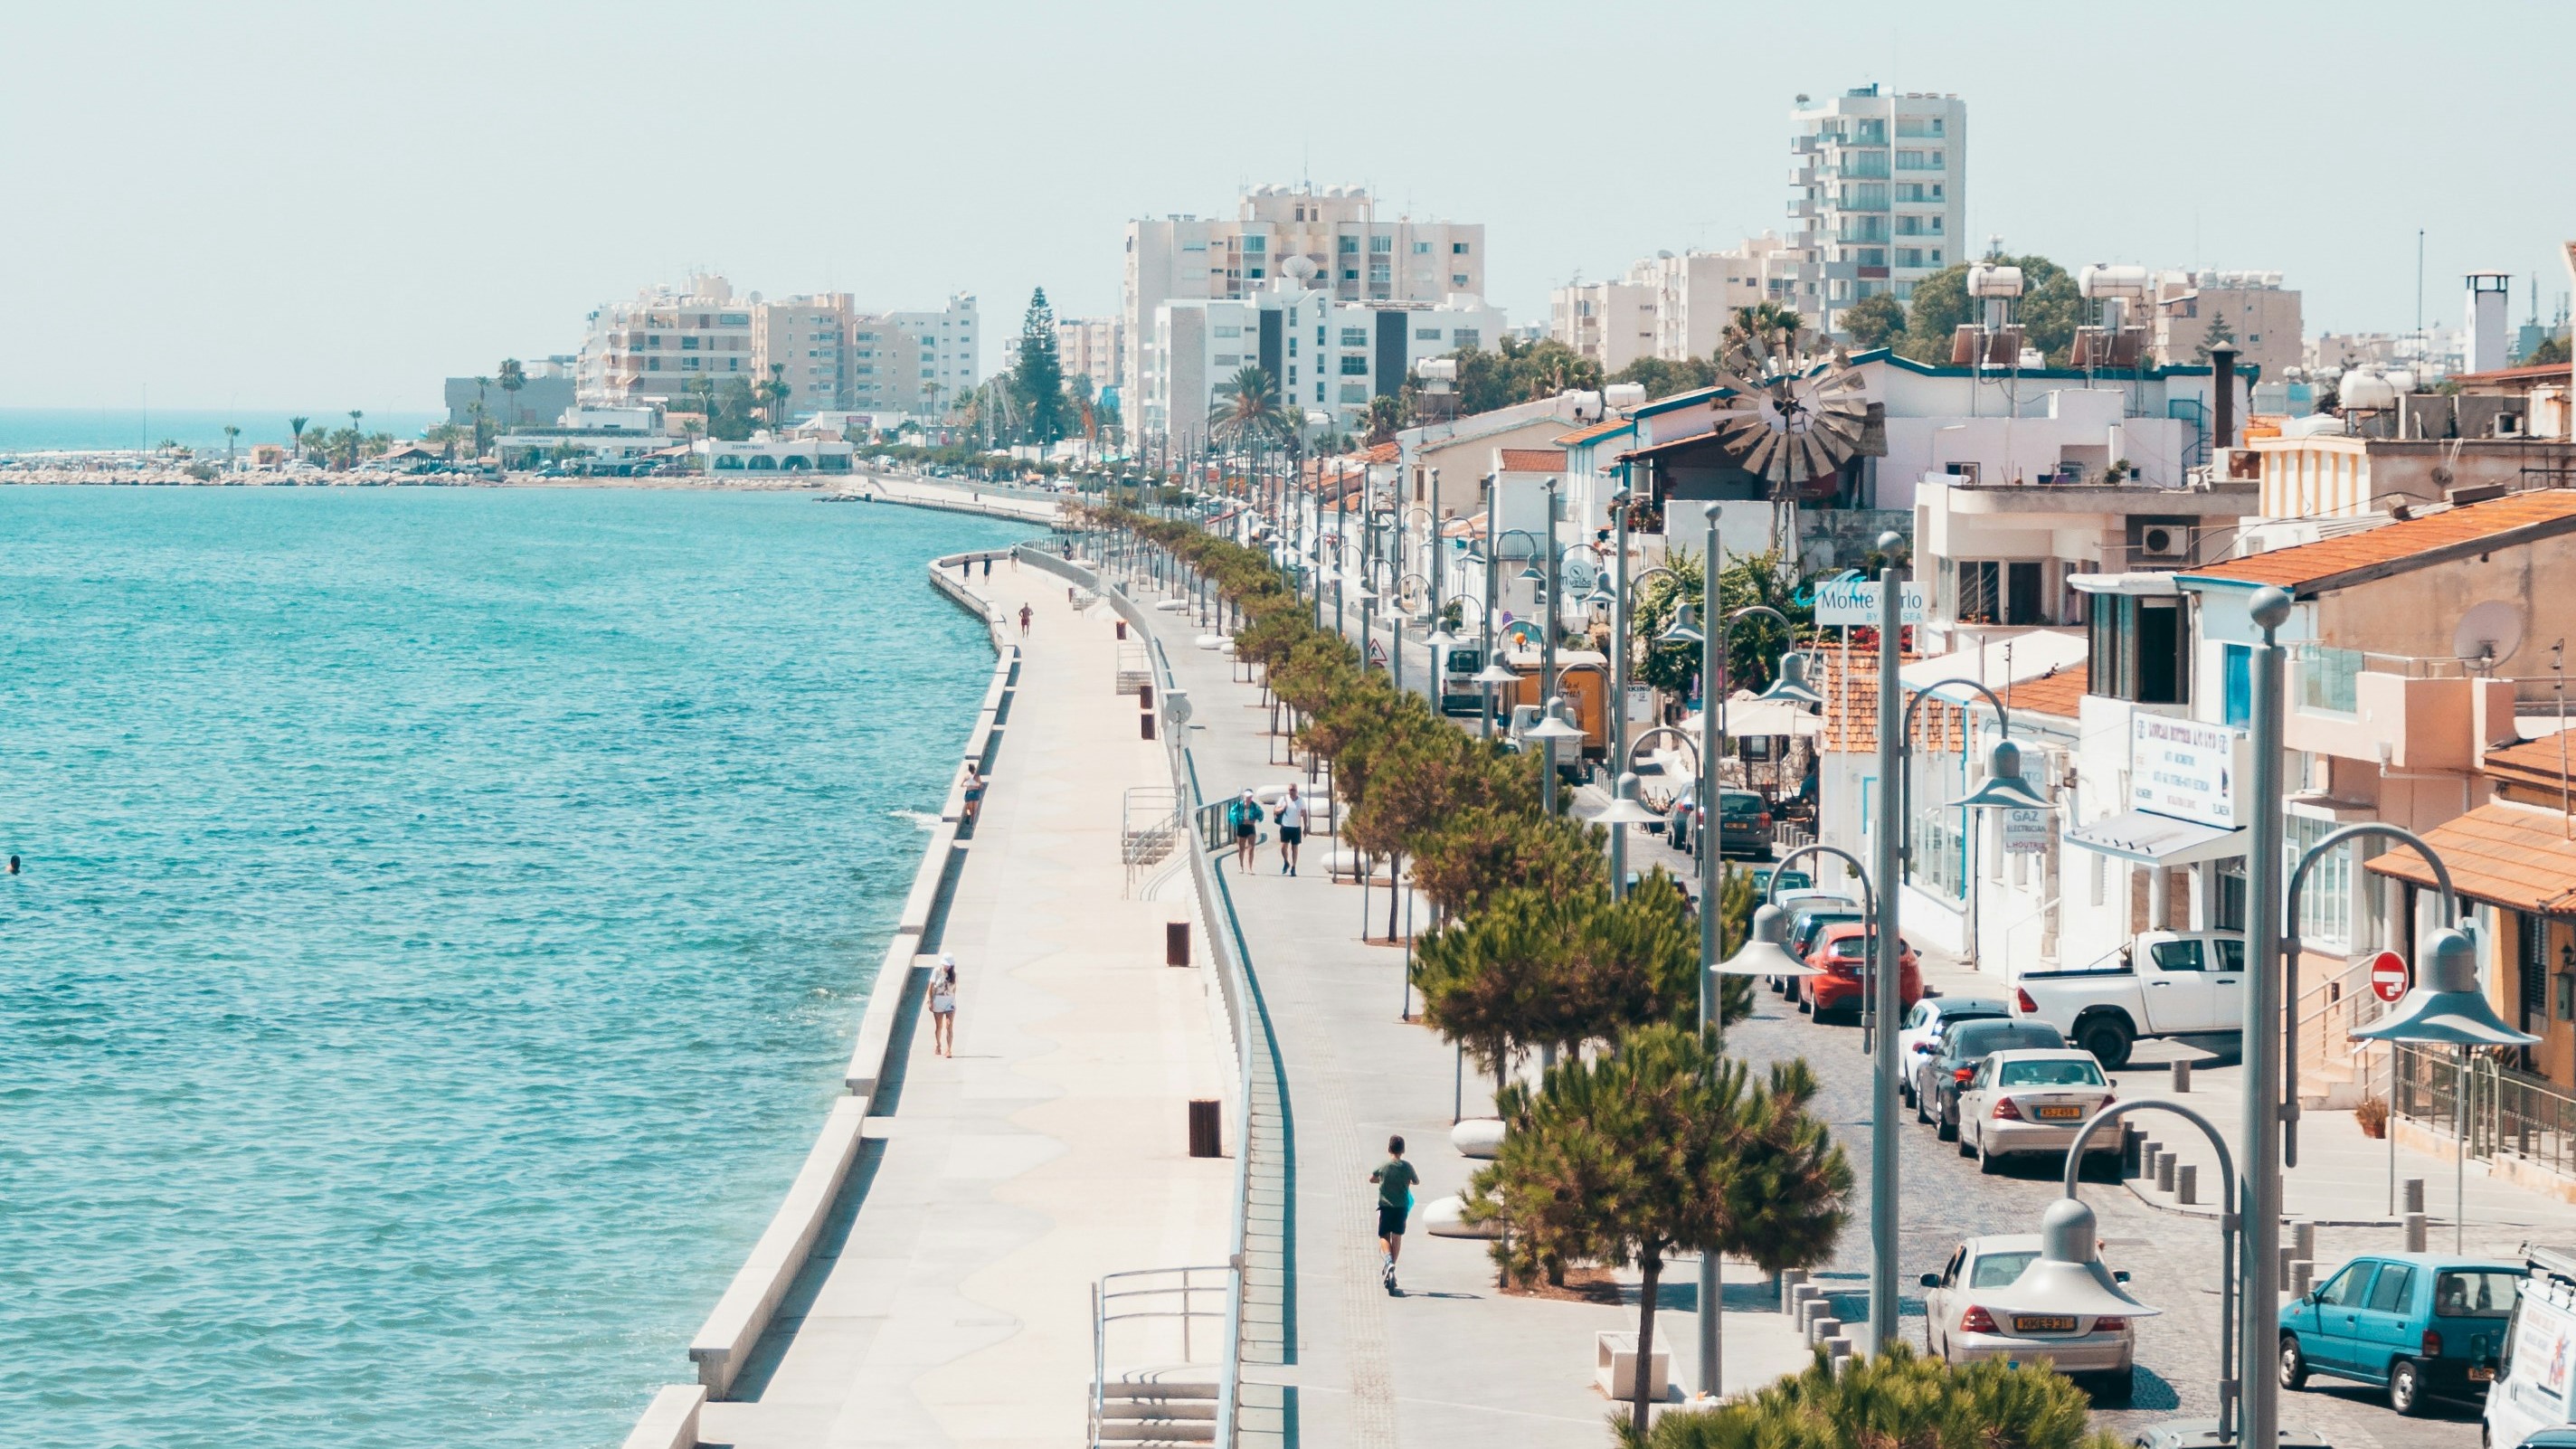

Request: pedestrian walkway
left=696, top=561, right=1233, bottom=1449
left=1120, top=567, right=1812, bottom=1448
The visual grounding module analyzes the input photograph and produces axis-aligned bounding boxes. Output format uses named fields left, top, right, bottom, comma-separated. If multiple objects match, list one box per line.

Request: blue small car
left=2278, top=1252, right=2521, bottom=1415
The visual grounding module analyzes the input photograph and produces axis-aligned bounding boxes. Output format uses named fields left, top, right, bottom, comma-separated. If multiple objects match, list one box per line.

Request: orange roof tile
left=1553, top=419, right=1631, bottom=447
left=1497, top=448, right=1567, bottom=474
left=1816, top=644, right=1961, bottom=753
left=2366, top=800, right=2576, bottom=914
left=2183, top=491, right=2576, bottom=596
left=2004, top=662, right=2088, bottom=721
left=1359, top=440, right=1400, bottom=463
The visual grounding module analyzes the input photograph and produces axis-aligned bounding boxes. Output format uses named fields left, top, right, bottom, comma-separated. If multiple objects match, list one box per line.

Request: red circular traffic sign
left=2369, top=951, right=2411, bottom=1004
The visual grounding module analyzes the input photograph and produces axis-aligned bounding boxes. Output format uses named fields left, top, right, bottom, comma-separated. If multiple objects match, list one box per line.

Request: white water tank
left=1968, top=264, right=2025, bottom=298
left=2079, top=264, right=2152, bottom=299
left=1604, top=383, right=1648, bottom=411
left=2340, top=372, right=2400, bottom=410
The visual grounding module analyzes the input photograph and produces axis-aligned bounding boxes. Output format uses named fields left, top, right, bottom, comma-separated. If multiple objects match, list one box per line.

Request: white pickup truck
left=2012, top=931, right=2248, bottom=1069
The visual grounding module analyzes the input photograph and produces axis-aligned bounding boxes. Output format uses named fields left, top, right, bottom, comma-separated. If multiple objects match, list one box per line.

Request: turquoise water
left=0, top=488, right=1030, bottom=1448
left=0, top=408, right=444, bottom=454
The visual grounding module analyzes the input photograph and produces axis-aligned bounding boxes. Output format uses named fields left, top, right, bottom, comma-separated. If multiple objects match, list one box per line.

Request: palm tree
left=758, top=363, right=791, bottom=429
left=222, top=424, right=241, bottom=469
left=1625, top=1341, right=2109, bottom=1449
left=289, top=415, right=310, bottom=462
left=497, top=359, right=527, bottom=425
left=1207, top=365, right=1293, bottom=448
left=345, top=410, right=364, bottom=470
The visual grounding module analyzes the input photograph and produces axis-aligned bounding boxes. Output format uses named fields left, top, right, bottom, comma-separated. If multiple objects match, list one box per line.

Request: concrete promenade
left=694, top=552, right=1234, bottom=1449
left=1115, top=564, right=1812, bottom=1449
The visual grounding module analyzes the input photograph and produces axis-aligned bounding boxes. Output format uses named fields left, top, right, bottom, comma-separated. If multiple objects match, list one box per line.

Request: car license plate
left=2036, top=1105, right=2084, bottom=1121
left=2012, top=1314, right=2077, bottom=1332
left=2469, top=1365, right=2496, bottom=1382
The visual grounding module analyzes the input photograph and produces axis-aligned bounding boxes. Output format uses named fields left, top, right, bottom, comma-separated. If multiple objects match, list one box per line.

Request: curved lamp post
left=1524, top=694, right=1585, bottom=817
left=1586, top=771, right=1662, bottom=900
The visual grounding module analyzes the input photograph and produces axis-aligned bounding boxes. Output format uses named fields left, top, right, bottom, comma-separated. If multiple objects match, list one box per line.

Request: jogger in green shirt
left=1369, top=1135, right=1419, bottom=1294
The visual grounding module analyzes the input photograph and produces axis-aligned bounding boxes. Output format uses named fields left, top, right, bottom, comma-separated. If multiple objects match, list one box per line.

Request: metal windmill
left=1706, top=317, right=1874, bottom=558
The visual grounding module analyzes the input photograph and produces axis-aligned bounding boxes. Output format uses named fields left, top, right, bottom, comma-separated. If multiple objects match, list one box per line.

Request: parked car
left=2013, top=930, right=2248, bottom=1069
left=1898, top=997, right=2012, bottom=1108
left=2488, top=1247, right=2576, bottom=1447
left=2126, top=1421, right=2335, bottom=1448
left=1921, top=1233, right=2137, bottom=1398
left=2281, top=1251, right=2519, bottom=1415
left=1799, top=923, right=1922, bottom=1021
left=1955, top=1049, right=2121, bottom=1175
left=1749, top=866, right=1813, bottom=896
left=1770, top=894, right=1861, bottom=995
left=1924, top=1019, right=2069, bottom=1140
left=1716, top=788, right=1774, bottom=859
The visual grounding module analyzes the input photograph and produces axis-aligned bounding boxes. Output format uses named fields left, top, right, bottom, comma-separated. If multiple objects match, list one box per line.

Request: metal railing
left=2293, top=954, right=2392, bottom=1075
left=2392, top=1044, right=2576, bottom=1182
left=1090, top=1264, right=1234, bottom=1447
left=1122, top=786, right=1183, bottom=894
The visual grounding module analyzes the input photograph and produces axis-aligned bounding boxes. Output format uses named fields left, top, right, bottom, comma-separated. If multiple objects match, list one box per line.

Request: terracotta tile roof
left=2004, top=662, right=2088, bottom=722
left=1359, top=441, right=1399, bottom=463
left=2366, top=800, right=2576, bottom=914
left=1497, top=448, right=1567, bottom=473
left=2485, top=733, right=2576, bottom=796
left=1817, top=644, right=1961, bottom=753
left=1553, top=419, right=1631, bottom=447
left=2182, top=491, right=2576, bottom=596
left=2450, top=362, right=2572, bottom=387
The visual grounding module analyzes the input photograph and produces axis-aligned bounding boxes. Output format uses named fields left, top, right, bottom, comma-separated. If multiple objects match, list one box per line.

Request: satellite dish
left=2454, top=600, right=2524, bottom=672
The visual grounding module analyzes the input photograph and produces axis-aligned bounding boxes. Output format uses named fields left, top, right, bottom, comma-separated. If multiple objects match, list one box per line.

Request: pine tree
left=1013, top=289, right=1069, bottom=444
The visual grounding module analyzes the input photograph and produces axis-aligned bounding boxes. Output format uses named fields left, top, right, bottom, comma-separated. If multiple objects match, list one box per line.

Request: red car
left=1800, top=922, right=1924, bottom=1022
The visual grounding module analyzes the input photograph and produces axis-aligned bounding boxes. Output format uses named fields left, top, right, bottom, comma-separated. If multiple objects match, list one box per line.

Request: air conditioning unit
left=2136, top=524, right=2192, bottom=558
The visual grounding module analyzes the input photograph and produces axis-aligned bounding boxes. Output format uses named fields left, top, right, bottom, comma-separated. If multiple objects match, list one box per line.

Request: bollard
left=1809, top=1315, right=1842, bottom=1348
left=2278, top=1245, right=2296, bottom=1281
left=2171, top=1058, right=2193, bottom=1094
left=2122, top=1123, right=2145, bottom=1176
left=2141, top=1141, right=2163, bottom=1180
left=1187, top=1099, right=1222, bottom=1158
left=1798, top=1298, right=1830, bottom=1338
left=2404, top=1212, right=2429, bottom=1253
left=2176, top=1164, right=2198, bottom=1205
left=2403, top=1178, right=2426, bottom=1214
left=1140, top=710, right=1156, bottom=741
left=1166, top=921, right=1190, bottom=968
left=1139, top=682, right=1153, bottom=709
left=1779, top=1270, right=1808, bottom=1312
left=2294, top=1222, right=2316, bottom=1263
left=2291, top=1260, right=2314, bottom=1296
left=2157, top=1153, right=2178, bottom=1194
left=1825, top=1334, right=1853, bottom=1368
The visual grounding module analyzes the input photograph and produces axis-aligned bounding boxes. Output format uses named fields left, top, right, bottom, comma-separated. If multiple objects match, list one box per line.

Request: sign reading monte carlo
left=2130, top=714, right=2244, bottom=829
left=1811, top=579, right=1927, bottom=627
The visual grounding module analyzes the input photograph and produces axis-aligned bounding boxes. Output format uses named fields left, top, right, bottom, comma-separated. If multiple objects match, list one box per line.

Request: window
left=1453, top=274, right=1471, bottom=287
left=1339, top=236, right=1359, bottom=253
left=1315, top=382, right=1325, bottom=402
left=2287, top=814, right=2353, bottom=950
left=1416, top=327, right=1442, bottom=340
left=2299, top=646, right=2361, bottom=715
left=1451, top=328, right=1480, bottom=349
left=1344, top=269, right=1359, bottom=281
left=1370, top=235, right=1392, bottom=253
left=2436, top=1271, right=2521, bottom=1316
left=1340, top=383, right=1368, bottom=403
left=1452, top=242, right=1471, bottom=254
left=1339, top=355, right=1368, bottom=374
left=2088, top=595, right=2190, bottom=705
left=1952, top=560, right=2042, bottom=625
left=2150, top=939, right=2207, bottom=972
left=2367, top=1264, right=2417, bottom=1314
left=2222, top=643, right=2252, bottom=727
left=2316, top=1264, right=2376, bottom=1309
left=1243, top=235, right=1265, bottom=252
left=1340, top=327, right=1368, bottom=346
left=1412, top=241, right=1430, bottom=254
left=1214, top=325, right=1242, bottom=338
left=2521, top=912, right=2550, bottom=1032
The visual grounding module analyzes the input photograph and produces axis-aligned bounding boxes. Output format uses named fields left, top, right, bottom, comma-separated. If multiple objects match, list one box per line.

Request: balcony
left=2284, top=649, right=2516, bottom=769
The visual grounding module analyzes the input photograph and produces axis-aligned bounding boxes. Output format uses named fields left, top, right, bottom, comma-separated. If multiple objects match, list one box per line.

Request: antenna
left=2453, top=599, right=2524, bottom=673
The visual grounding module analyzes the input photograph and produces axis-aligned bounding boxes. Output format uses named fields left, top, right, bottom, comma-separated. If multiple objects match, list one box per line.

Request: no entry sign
left=2368, top=951, right=2411, bottom=1004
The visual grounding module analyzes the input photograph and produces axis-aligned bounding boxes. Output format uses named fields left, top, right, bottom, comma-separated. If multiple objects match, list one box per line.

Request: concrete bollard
left=2403, top=1178, right=2426, bottom=1214
left=2278, top=1244, right=2296, bottom=1281
left=2294, top=1221, right=2316, bottom=1263
left=1809, top=1315, right=1842, bottom=1348
left=2141, top=1141, right=2163, bottom=1180
left=2122, top=1123, right=2145, bottom=1176
left=1779, top=1271, right=1808, bottom=1312
left=2176, top=1164, right=2198, bottom=1205
left=2172, top=1058, right=2193, bottom=1094
left=1797, top=1297, right=1829, bottom=1337
left=2157, top=1153, right=2179, bottom=1194
left=2291, top=1260, right=2314, bottom=1296
left=1825, top=1334, right=1854, bottom=1367
left=2404, top=1212, right=2429, bottom=1253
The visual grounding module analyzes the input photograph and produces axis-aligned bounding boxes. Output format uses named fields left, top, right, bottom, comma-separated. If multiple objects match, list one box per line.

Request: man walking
left=1228, top=789, right=1261, bottom=873
left=1018, top=603, right=1032, bottom=637
left=1275, top=782, right=1306, bottom=876
left=1369, top=1135, right=1419, bottom=1294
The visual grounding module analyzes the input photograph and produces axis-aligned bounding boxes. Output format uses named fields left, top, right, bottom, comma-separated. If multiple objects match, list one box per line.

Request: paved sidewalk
left=698, top=561, right=1233, bottom=1449
left=1128, top=573, right=1814, bottom=1448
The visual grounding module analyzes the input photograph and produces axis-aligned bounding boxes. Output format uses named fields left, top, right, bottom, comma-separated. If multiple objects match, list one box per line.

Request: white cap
left=939, top=952, right=955, bottom=966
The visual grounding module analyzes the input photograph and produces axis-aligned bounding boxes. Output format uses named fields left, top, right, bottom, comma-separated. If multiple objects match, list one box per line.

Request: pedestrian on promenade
left=1370, top=1136, right=1420, bottom=1294
left=1229, top=789, right=1262, bottom=872
left=981, top=556, right=991, bottom=578
left=1275, top=783, right=1306, bottom=876
left=930, top=954, right=959, bottom=1056
left=961, top=763, right=985, bottom=826
left=1018, top=604, right=1032, bottom=637
left=1067, top=585, right=1076, bottom=606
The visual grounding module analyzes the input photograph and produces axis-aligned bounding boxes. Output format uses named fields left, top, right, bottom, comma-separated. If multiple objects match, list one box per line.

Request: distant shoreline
left=0, top=469, right=847, bottom=494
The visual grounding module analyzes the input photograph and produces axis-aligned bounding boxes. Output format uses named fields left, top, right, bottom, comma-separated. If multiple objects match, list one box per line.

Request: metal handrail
left=1091, top=1264, right=1235, bottom=1447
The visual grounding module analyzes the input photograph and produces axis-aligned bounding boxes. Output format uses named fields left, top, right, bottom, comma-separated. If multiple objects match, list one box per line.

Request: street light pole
left=2237, top=584, right=2290, bottom=1448
left=1869, top=529, right=1905, bottom=1353
left=1694, top=502, right=1726, bottom=1396
left=1610, top=470, right=1632, bottom=895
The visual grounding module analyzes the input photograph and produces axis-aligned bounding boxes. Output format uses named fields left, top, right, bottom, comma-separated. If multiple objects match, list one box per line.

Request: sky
left=4, top=1, right=2571, bottom=412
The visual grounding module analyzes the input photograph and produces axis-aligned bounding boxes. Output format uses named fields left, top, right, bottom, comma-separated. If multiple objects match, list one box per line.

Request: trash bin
left=1141, top=711, right=1156, bottom=741
left=1188, top=1099, right=1222, bottom=1158
left=1115, top=620, right=1127, bottom=639
left=1166, top=921, right=1189, bottom=967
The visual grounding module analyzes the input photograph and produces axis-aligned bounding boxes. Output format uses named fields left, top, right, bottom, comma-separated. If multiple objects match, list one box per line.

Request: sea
left=0, top=408, right=446, bottom=455
left=0, top=487, right=1034, bottom=1447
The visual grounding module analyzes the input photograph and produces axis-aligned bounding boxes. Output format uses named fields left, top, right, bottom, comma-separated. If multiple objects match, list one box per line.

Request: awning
left=2366, top=800, right=2576, bottom=914
left=1899, top=630, right=2089, bottom=695
left=2062, top=810, right=2248, bottom=866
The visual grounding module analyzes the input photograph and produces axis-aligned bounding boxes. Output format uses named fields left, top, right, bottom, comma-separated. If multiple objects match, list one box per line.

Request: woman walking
left=930, top=953, right=959, bottom=1056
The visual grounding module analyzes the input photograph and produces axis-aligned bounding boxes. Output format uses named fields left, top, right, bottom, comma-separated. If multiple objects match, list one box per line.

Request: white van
left=2486, top=1246, right=2576, bottom=1448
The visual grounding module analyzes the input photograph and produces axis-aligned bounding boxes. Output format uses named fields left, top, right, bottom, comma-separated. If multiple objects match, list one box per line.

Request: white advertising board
left=2003, top=809, right=2050, bottom=855
left=2130, top=715, right=2243, bottom=829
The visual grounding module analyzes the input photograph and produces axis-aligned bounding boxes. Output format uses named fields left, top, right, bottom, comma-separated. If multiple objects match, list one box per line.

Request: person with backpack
left=1228, top=789, right=1261, bottom=873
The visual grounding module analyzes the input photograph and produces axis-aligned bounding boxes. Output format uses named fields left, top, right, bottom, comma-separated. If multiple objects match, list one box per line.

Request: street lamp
left=1980, top=1195, right=2162, bottom=1334
left=1525, top=694, right=1585, bottom=817
left=1586, top=770, right=1662, bottom=899
left=1473, top=658, right=1520, bottom=742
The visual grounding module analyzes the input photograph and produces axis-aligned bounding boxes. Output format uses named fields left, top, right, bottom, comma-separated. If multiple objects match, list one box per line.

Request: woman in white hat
left=930, top=953, right=959, bottom=1056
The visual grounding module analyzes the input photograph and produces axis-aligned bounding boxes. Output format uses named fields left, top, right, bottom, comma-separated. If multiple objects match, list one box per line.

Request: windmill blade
left=1740, top=432, right=1780, bottom=478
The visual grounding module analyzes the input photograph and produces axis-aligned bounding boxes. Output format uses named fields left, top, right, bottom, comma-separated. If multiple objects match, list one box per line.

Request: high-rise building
left=1056, top=316, right=1123, bottom=393
left=1142, top=281, right=1505, bottom=442
left=884, top=295, right=980, bottom=416
left=1124, top=185, right=1486, bottom=437
left=753, top=292, right=978, bottom=420
left=1787, top=86, right=1967, bottom=336
left=577, top=273, right=756, bottom=407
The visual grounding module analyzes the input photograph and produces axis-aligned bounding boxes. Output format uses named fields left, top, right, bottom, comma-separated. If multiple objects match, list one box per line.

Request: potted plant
left=2355, top=1095, right=2390, bottom=1140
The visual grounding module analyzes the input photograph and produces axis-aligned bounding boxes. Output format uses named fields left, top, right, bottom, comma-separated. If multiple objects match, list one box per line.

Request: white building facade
left=1549, top=233, right=1807, bottom=370
left=1789, top=86, right=1968, bottom=335
left=1144, top=283, right=1505, bottom=444
left=578, top=274, right=756, bottom=407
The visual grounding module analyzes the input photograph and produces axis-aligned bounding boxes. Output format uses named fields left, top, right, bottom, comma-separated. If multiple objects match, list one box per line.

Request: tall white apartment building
left=1788, top=86, right=1967, bottom=335
left=1056, top=316, right=1123, bottom=394
left=1124, top=184, right=1486, bottom=436
left=1142, top=281, right=1505, bottom=442
left=1548, top=232, right=1807, bottom=372
left=578, top=273, right=757, bottom=407
left=757, top=295, right=855, bottom=419
left=885, top=294, right=980, bottom=415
